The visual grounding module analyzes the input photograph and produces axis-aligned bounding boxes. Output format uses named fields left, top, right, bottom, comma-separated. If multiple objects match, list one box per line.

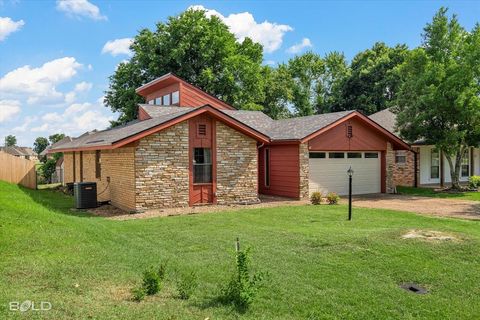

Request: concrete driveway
left=352, top=194, right=480, bottom=220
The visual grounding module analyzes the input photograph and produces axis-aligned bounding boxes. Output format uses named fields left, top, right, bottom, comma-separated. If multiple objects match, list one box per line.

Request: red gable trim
left=52, top=105, right=269, bottom=153
left=137, top=106, right=152, bottom=120
left=136, top=73, right=236, bottom=110
left=300, top=111, right=411, bottom=150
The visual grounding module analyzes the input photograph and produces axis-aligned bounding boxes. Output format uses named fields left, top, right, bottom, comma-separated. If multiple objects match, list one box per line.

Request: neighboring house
left=0, top=146, right=38, bottom=161
left=49, top=73, right=410, bottom=212
left=370, top=108, right=479, bottom=188
left=40, top=136, right=73, bottom=160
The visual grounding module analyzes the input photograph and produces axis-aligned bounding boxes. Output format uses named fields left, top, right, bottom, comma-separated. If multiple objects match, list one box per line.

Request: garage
left=309, top=151, right=381, bottom=195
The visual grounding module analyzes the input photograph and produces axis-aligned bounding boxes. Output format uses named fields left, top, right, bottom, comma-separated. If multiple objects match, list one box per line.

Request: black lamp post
left=347, top=166, right=354, bottom=220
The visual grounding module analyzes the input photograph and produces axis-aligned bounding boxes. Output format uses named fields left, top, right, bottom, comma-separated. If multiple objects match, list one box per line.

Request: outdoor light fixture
left=347, top=166, right=354, bottom=220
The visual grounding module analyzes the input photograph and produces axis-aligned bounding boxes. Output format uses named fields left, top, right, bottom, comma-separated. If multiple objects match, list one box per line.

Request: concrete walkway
left=352, top=194, right=480, bottom=220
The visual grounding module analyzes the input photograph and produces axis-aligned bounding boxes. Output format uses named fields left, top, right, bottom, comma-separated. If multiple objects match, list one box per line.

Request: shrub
left=131, top=286, right=146, bottom=302
left=142, top=267, right=161, bottom=295
left=176, top=270, right=198, bottom=300
left=221, top=247, right=266, bottom=310
left=326, top=192, right=340, bottom=205
left=310, top=192, right=322, bottom=205
left=469, top=175, right=480, bottom=189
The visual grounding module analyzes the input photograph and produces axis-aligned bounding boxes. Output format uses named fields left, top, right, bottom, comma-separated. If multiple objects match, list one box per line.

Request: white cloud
left=56, top=0, right=106, bottom=21
left=287, top=38, right=313, bottom=54
left=102, top=38, right=133, bottom=56
left=13, top=116, right=37, bottom=132
left=189, top=5, right=292, bottom=53
left=0, top=100, right=21, bottom=122
left=0, top=57, right=82, bottom=105
left=74, top=81, right=92, bottom=92
left=0, top=17, right=24, bottom=41
left=38, top=102, right=113, bottom=134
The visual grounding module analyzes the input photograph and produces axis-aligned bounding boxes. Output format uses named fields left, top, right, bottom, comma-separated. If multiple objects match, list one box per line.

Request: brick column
left=386, top=142, right=395, bottom=193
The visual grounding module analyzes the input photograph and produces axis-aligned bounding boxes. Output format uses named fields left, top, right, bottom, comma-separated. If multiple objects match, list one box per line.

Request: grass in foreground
left=397, top=186, right=480, bottom=201
left=0, top=181, right=479, bottom=319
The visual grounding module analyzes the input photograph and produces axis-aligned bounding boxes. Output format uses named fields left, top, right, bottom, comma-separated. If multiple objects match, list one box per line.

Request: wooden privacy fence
left=0, top=151, right=37, bottom=189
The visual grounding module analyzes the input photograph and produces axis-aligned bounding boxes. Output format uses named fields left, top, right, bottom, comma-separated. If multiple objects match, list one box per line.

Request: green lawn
left=397, top=186, right=480, bottom=201
left=1, top=181, right=480, bottom=319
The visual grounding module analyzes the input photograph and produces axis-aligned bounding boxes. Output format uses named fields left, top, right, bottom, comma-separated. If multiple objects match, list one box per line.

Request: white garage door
left=309, top=151, right=381, bottom=196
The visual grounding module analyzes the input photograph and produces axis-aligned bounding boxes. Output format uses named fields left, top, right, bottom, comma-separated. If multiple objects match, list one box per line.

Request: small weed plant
left=176, top=270, right=198, bottom=300
left=222, top=245, right=266, bottom=310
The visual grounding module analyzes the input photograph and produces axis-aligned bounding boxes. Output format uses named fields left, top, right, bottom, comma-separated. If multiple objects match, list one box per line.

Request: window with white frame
left=395, top=151, right=406, bottom=164
left=431, top=149, right=439, bottom=179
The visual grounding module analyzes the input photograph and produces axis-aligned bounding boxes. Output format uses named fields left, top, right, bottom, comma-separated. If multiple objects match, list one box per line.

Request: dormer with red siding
left=135, top=73, right=235, bottom=112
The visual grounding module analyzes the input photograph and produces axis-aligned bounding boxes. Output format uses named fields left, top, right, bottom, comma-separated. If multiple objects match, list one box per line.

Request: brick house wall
left=64, top=148, right=136, bottom=211
left=299, top=143, right=309, bottom=199
left=64, top=152, right=74, bottom=183
left=135, top=122, right=190, bottom=211
left=216, top=122, right=259, bottom=204
left=101, top=147, right=136, bottom=210
left=392, top=150, right=416, bottom=187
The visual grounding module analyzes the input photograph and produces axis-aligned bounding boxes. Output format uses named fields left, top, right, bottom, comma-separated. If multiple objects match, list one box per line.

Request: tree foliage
left=394, top=7, right=480, bottom=189
left=49, top=133, right=66, bottom=145
left=105, top=9, right=265, bottom=125
left=4, top=135, right=16, bottom=147
left=334, top=42, right=409, bottom=115
left=33, top=137, right=49, bottom=155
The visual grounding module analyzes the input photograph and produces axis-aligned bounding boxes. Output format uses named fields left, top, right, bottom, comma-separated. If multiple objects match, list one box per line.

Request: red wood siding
left=181, top=84, right=231, bottom=110
left=189, top=115, right=216, bottom=205
left=137, top=107, right=151, bottom=120
left=308, top=117, right=388, bottom=151
left=259, top=144, right=300, bottom=199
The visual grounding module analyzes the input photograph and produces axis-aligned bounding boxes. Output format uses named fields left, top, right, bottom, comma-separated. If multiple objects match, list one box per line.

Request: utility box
left=74, top=182, right=97, bottom=209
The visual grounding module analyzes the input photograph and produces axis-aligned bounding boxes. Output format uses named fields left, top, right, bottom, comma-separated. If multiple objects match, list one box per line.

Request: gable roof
left=136, top=73, right=235, bottom=110
left=369, top=108, right=397, bottom=134
left=0, top=146, right=36, bottom=157
left=49, top=105, right=270, bottom=152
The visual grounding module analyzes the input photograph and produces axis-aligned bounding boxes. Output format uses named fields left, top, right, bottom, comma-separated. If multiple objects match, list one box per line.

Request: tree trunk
left=445, top=147, right=466, bottom=190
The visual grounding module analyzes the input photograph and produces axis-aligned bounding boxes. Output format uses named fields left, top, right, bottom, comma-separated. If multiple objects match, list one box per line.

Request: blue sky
left=0, top=0, right=479, bottom=147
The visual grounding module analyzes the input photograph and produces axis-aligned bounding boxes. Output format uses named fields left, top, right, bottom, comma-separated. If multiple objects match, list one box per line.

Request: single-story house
left=0, top=146, right=38, bottom=161
left=370, top=108, right=479, bottom=187
left=49, top=73, right=410, bottom=212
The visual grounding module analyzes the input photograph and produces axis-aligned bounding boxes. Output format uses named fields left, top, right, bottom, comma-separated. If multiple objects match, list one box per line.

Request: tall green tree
left=394, top=8, right=480, bottom=189
left=335, top=42, right=409, bottom=115
left=262, top=64, right=293, bottom=119
left=49, top=133, right=66, bottom=145
left=105, top=9, right=265, bottom=125
left=33, top=137, right=49, bottom=155
left=287, top=52, right=324, bottom=116
left=4, top=135, right=16, bottom=147
left=316, top=51, right=350, bottom=114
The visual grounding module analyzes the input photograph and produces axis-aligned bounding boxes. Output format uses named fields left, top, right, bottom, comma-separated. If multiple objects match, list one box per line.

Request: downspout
left=413, top=149, right=418, bottom=188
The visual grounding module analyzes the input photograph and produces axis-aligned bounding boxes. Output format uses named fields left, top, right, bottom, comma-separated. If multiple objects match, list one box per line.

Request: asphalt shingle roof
left=50, top=105, right=356, bottom=151
left=369, top=108, right=397, bottom=134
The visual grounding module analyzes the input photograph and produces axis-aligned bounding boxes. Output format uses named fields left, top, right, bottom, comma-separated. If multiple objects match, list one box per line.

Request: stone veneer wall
left=216, top=122, right=259, bottom=204
left=135, top=122, right=189, bottom=211
left=392, top=149, right=416, bottom=187
left=386, top=142, right=395, bottom=193
left=299, top=143, right=310, bottom=199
